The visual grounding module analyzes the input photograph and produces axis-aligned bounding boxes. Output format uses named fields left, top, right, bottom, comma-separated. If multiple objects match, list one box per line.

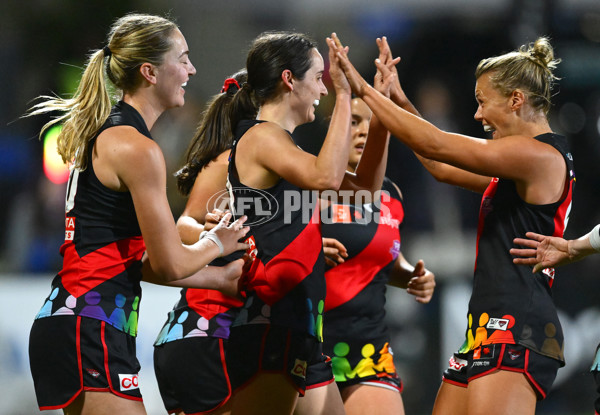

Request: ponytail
left=29, top=49, right=112, bottom=168
left=176, top=69, right=255, bottom=196
left=27, top=13, right=178, bottom=170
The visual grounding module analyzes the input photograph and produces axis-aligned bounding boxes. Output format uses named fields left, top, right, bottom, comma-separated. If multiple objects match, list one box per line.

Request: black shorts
left=442, top=343, right=560, bottom=400
left=305, top=345, right=335, bottom=390
left=226, top=324, right=330, bottom=396
left=29, top=315, right=142, bottom=410
left=329, top=339, right=402, bottom=393
left=590, top=342, right=600, bottom=414
left=154, top=337, right=231, bottom=414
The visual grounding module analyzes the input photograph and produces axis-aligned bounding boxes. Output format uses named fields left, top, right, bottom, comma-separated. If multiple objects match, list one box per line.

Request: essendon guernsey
left=462, top=133, right=574, bottom=363
left=34, top=101, right=149, bottom=336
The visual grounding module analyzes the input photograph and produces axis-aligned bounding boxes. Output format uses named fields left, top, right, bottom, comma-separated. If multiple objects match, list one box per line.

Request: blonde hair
left=28, top=13, right=178, bottom=169
left=475, top=37, right=560, bottom=115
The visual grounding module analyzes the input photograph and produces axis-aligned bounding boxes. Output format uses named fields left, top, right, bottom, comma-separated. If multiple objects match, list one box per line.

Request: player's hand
left=406, top=260, right=436, bottom=304
left=322, top=237, right=348, bottom=267
left=209, top=212, right=250, bottom=256
left=204, top=208, right=226, bottom=232
left=327, top=33, right=370, bottom=97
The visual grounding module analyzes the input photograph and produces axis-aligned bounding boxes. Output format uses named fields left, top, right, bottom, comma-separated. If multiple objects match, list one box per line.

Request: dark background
left=1, top=0, right=599, bottom=413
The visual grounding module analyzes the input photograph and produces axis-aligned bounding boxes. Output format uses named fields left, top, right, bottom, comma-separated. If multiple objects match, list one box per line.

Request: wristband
left=204, top=233, right=225, bottom=256
left=199, top=230, right=225, bottom=256
left=588, top=224, right=600, bottom=252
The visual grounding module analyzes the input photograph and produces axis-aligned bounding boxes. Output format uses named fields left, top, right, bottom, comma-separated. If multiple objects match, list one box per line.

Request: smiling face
left=473, top=72, right=515, bottom=139
left=348, top=98, right=372, bottom=171
left=290, top=48, right=328, bottom=125
left=154, top=28, right=196, bottom=109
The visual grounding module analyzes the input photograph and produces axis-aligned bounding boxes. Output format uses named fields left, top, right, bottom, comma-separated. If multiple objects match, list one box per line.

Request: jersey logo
left=65, top=216, right=75, bottom=241
left=508, top=348, right=522, bottom=360
left=245, top=235, right=258, bottom=260
left=378, top=211, right=401, bottom=229
left=291, top=359, right=307, bottom=379
left=330, top=204, right=352, bottom=223
left=473, top=345, right=495, bottom=361
left=119, top=373, right=139, bottom=391
left=486, top=317, right=509, bottom=331
left=448, top=355, right=467, bottom=372
left=85, top=368, right=100, bottom=378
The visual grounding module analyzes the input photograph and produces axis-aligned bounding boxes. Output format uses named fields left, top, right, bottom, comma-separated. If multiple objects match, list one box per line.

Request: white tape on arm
left=588, top=224, right=600, bottom=252
left=199, top=230, right=224, bottom=256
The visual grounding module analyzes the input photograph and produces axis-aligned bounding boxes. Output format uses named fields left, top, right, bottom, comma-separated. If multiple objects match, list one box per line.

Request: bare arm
left=328, top=34, right=566, bottom=204
left=237, top=36, right=353, bottom=191
left=177, top=151, right=230, bottom=244
left=340, top=44, right=396, bottom=194
left=142, top=255, right=244, bottom=297
left=239, top=96, right=351, bottom=191
left=370, top=36, right=491, bottom=193
left=97, top=127, right=248, bottom=284
left=511, top=226, right=600, bottom=273
left=168, top=151, right=246, bottom=294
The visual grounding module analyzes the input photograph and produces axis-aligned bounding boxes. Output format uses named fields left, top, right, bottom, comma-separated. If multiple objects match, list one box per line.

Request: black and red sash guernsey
left=227, top=119, right=326, bottom=339
left=154, top=255, right=244, bottom=344
left=321, top=178, right=404, bottom=343
left=34, top=101, right=147, bottom=337
left=462, top=133, right=574, bottom=363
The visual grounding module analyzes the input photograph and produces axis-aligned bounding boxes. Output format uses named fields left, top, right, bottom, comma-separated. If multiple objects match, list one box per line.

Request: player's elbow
left=313, top=174, right=344, bottom=191
left=152, top=261, right=188, bottom=283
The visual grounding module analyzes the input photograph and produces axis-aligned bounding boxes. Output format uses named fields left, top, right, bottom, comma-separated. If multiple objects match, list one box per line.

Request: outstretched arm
left=511, top=225, right=600, bottom=273
left=372, top=36, right=491, bottom=193
left=177, top=151, right=230, bottom=244
left=97, top=127, right=248, bottom=285
left=327, top=34, right=566, bottom=204
left=341, top=41, right=396, bottom=194
left=244, top=34, right=353, bottom=192
left=143, top=256, right=244, bottom=297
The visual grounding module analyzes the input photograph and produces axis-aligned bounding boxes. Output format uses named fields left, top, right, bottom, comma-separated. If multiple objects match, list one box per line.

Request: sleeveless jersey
left=322, top=178, right=404, bottom=336
left=34, top=101, right=148, bottom=337
left=154, top=255, right=244, bottom=345
left=461, top=133, right=574, bottom=363
left=321, top=178, right=404, bottom=381
left=227, top=119, right=326, bottom=339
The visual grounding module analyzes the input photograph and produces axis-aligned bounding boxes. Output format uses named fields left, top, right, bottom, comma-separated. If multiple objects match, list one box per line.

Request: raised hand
left=326, top=33, right=370, bottom=97
left=511, top=232, right=571, bottom=273
left=374, top=36, right=400, bottom=98
left=322, top=237, right=348, bottom=267
left=327, top=32, right=351, bottom=96
left=406, top=260, right=436, bottom=304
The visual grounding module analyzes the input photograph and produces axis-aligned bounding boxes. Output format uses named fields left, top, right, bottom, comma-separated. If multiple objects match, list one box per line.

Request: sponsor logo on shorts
left=119, top=373, right=139, bottom=391
left=85, top=368, right=100, bottom=378
left=508, top=348, right=522, bottom=360
left=472, top=360, right=490, bottom=367
left=473, top=345, right=495, bottom=360
left=291, top=359, right=307, bottom=379
left=448, top=355, right=467, bottom=372
left=486, top=318, right=509, bottom=331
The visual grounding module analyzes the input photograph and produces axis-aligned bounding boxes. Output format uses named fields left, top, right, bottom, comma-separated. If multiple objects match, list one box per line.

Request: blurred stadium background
left=1, top=0, right=600, bottom=413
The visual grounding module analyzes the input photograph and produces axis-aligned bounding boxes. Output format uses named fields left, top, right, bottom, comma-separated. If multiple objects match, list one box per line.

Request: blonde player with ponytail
left=28, top=13, right=248, bottom=414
